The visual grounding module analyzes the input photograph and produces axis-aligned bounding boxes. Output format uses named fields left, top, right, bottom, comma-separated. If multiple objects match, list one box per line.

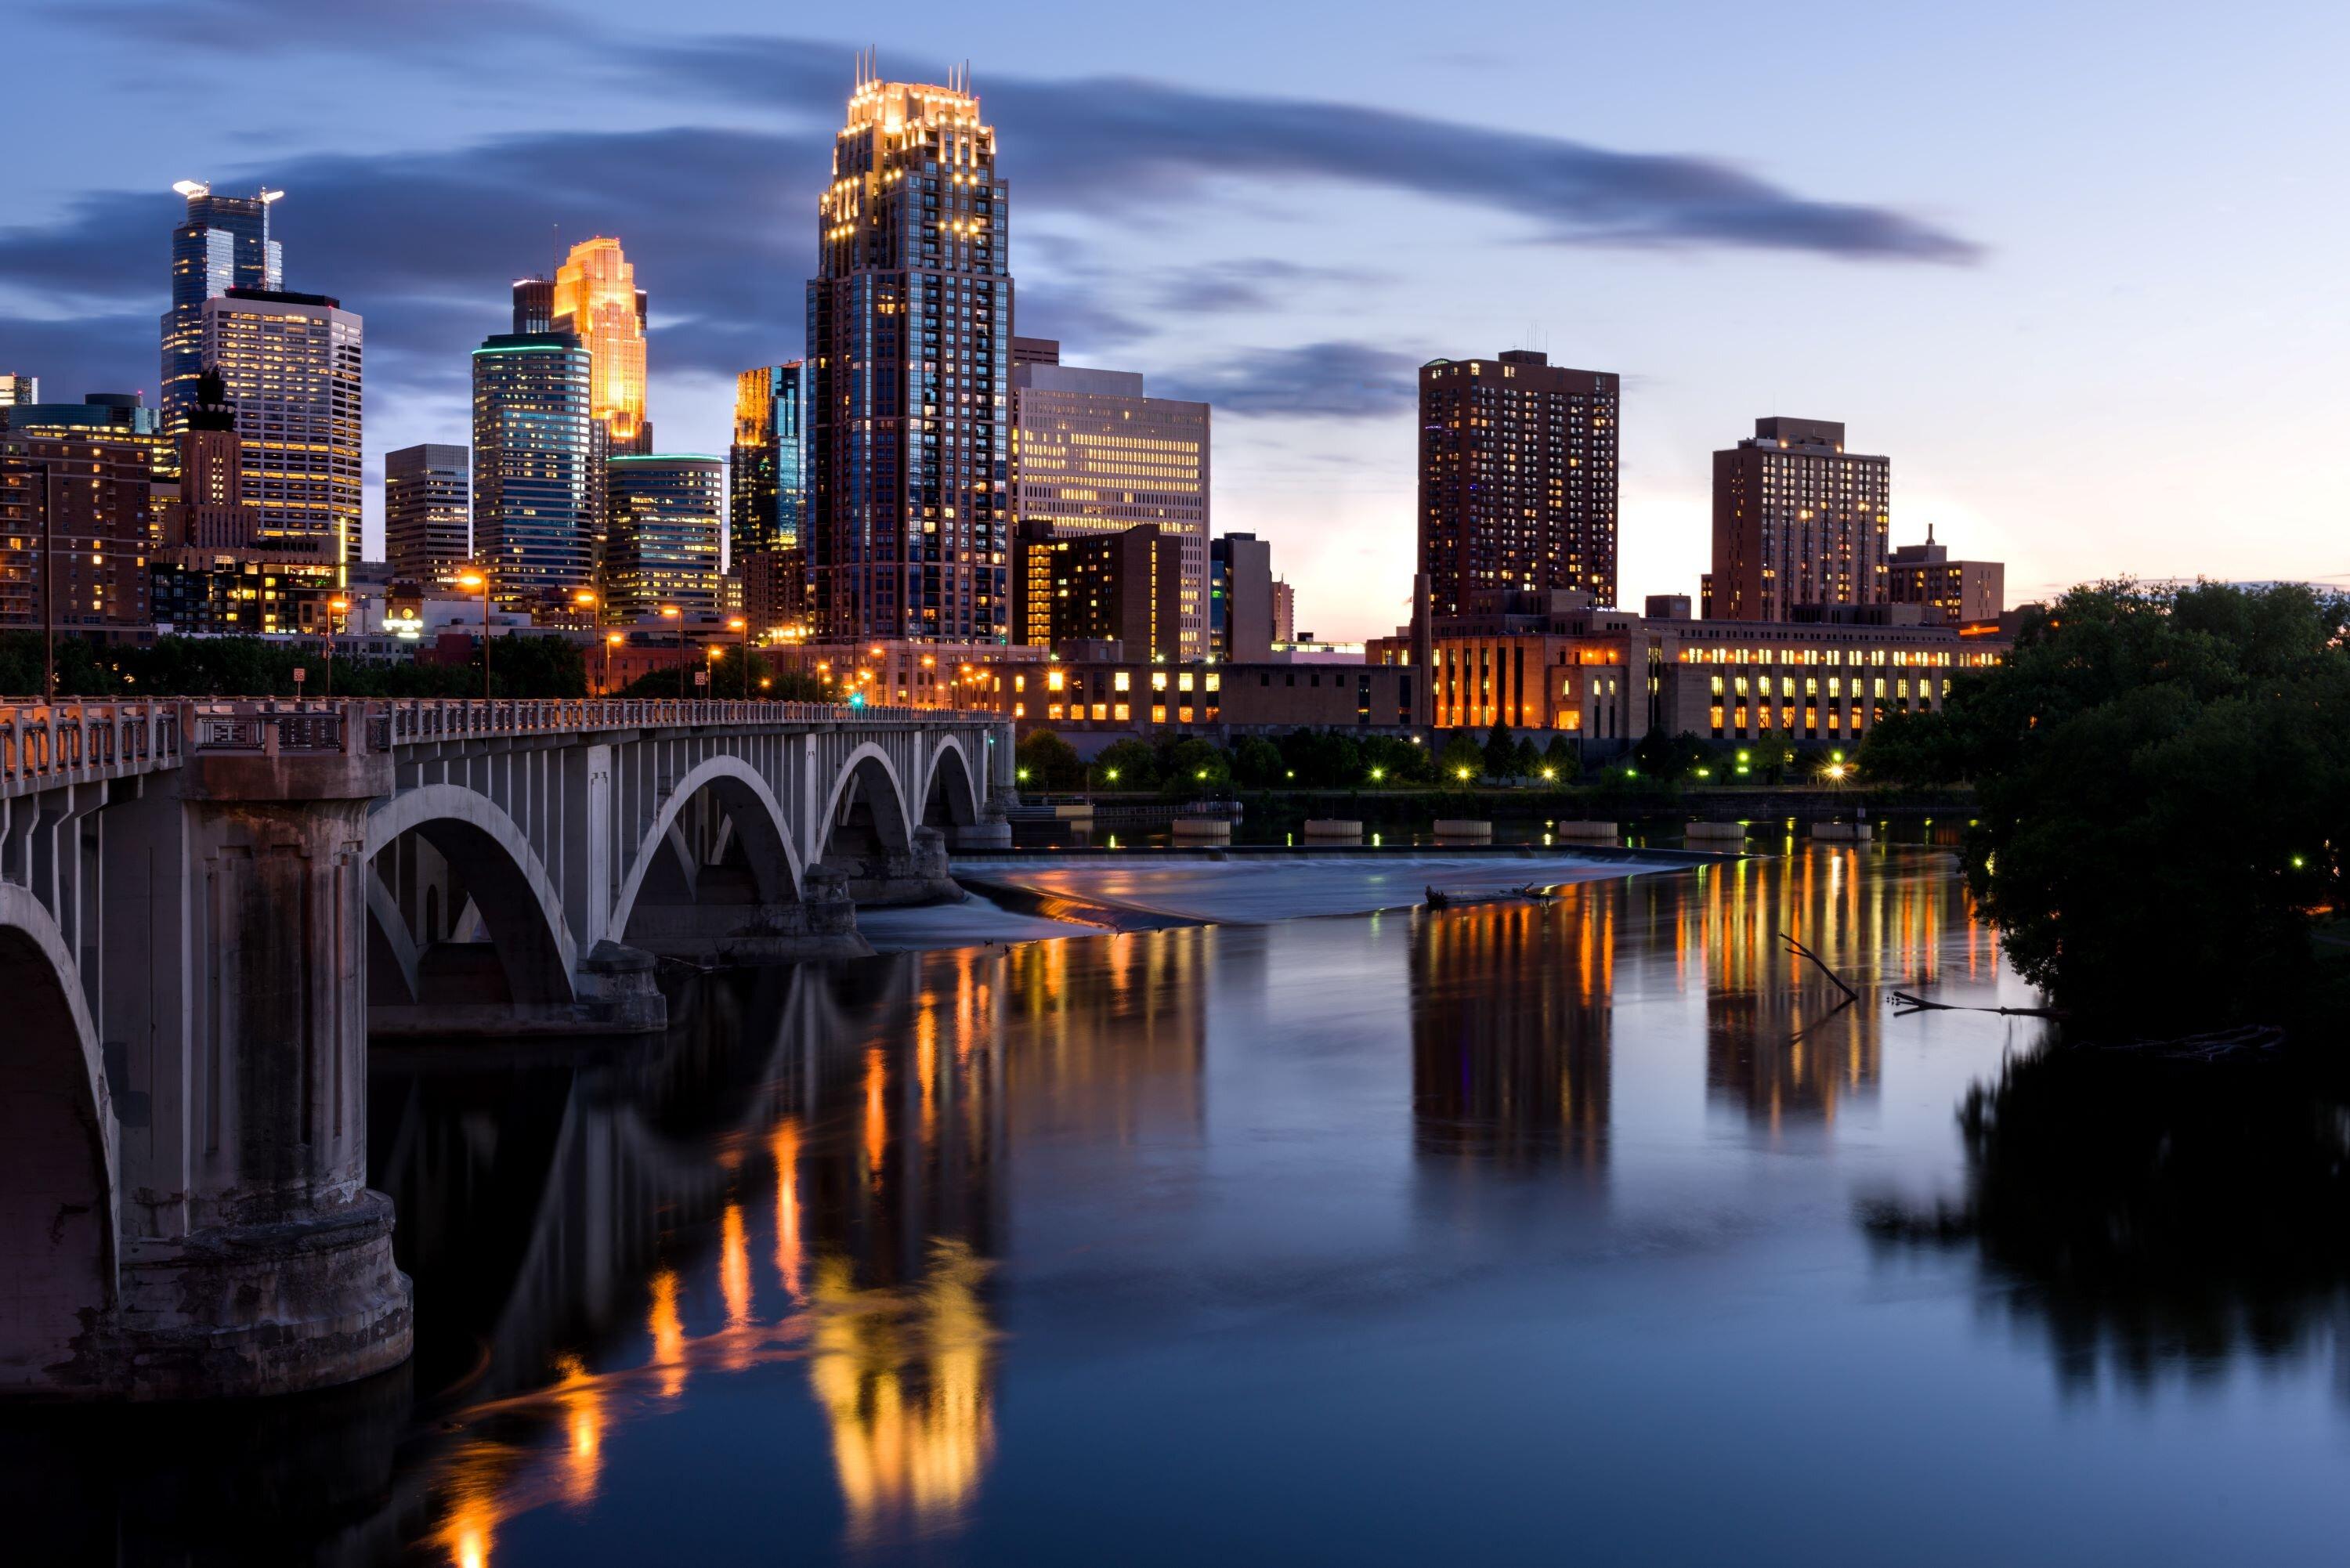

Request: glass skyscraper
left=606, top=455, right=724, bottom=621
left=472, top=331, right=595, bottom=609
left=806, top=63, right=1012, bottom=643
left=199, top=287, right=363, bottom=566
left=729, top=362, right=812, bottom=627
left=160, top=182, right=283, bottom=440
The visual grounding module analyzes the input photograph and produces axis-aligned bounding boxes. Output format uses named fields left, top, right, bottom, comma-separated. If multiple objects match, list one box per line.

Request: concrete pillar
left=109, top=719, right=411, bottom=1398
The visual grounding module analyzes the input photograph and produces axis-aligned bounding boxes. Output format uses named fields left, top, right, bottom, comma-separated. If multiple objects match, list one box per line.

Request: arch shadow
left=819, top=743, right=916, bottom=867
left=920, top=739, right=980, bottom=830
left=0, top=883, right=116, bottom=1392
left=365, top=785, right=579, bottom=1010
left=609, top=755, right=807, bottom=945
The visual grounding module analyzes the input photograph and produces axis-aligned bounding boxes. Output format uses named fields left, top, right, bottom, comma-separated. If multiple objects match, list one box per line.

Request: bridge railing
left=0, top=702, right=183, bottom=796
left=373, top=698, right=999, bottom=742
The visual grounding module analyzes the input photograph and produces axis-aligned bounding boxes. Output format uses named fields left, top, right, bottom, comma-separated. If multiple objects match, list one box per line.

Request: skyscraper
left=0, top=393, right=162, bottom=634
left=385, top=443, right=472, bottom=586
left=511, top=276, right=555, bottom=335
left=1010, top=340, right=1210, bottom=659
left=1708, top=417, right=1889, bottom=622
left=154, top=368, right=258, bottom=549
left=160, top=181, right=283, bottom=439
left=606, top=454, right=724, bottom=620
left=1014, top=519, right=1183, bottom=660
left=472, top=331, right=595, bottom=608
left=1417, top=351, right=1618, bottom=623
left=551, top=237, right=651, bottom=455
left=199, top=287, right=363, bottom=565
left=0, top=374, right=38, bottom=407
left=730, top=363, right=812, bottom=629
left=807, top=63, right=1013, bottom=644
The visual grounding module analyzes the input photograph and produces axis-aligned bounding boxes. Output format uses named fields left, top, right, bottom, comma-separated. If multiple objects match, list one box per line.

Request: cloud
left=43, top=0, right=566, bottom=56
left=1154, top=341, right=1423, bottom=419
left=1153, top=259, right=1377, bottom=316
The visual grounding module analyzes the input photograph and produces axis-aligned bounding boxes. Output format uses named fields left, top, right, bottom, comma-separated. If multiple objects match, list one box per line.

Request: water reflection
left=1865, top=1047, right=2350, bottom=1392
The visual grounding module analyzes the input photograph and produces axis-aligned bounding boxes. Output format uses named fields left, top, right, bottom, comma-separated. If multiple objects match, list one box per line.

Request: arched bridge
left=0, top=697, right=1010, bottom=1403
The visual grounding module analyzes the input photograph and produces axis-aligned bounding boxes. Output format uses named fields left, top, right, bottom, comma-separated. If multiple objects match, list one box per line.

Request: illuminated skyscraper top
left=160, top=181, right=283, bottom=438
left=551, top=237, right=651, bottom=454
left=807, top=56, right=1014, bottom=643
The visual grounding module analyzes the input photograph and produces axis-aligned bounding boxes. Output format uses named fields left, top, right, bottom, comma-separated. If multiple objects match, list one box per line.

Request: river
left=10, top=844, right=2348, bottom=1565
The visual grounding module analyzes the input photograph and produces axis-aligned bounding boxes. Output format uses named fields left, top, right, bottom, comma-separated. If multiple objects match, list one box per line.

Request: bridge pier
left=832, top=824, right=964, bottom=906
left=623, top=866, right=873, bottom=963
left=99, top=729, right=411, bottom=1398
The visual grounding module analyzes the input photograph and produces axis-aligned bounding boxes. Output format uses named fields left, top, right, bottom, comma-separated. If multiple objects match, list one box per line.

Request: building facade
left=1419, top=351, right=1619, bottom=622
left=199, top=287, right=363, bottom=566
left=606, top=454, right=725, bottom=620
left=1708, top=417, right=1890, bottom=622
left=973, top=656, right=1422, bottom=740
left=551, top=237, right=651, bottom=455
left=0, top=374, right=37, bottom=407
left=729, top=362, right=813, bottom=630
left=0, top=394, right=164, bottom=636
left=1010, top=342, right=1209, bottom=658
left=1887, top=526, right=2004, bottom=626
left=1014, top=520, right=1183, bottom=661
left=160, top=182, right=282, bottom=440
left=154, top=369, right=260, bottom=550
left=1272, top=578, right=1295, bottom=644
left=385, top=443, right=471, bottom=586
left=150, top=549, right=342, bottom=636
left=1209, top=532, right=1274, bottom=663
left=806, top=68, right=1014, bottom=644
left=472, top=331, right=595, bottom=609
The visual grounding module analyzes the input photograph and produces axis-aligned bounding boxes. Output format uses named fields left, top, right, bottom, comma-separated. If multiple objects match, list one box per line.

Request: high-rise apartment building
left=1209, top=532, right=1274, bottom=663
left=1010, top=341, right=1210, bottom=659
left=0, top=393, right=163, bottom=635
left=199, top=287, right=363, bottom=566
left=1709, top=417, right=1889, bottom=622
left=0, top=374, right=38, bottom=407
left=1015, top=518, right=1182, bottom=660
left=1887, top=525, right=2002, bottom=626
left=385, top=443, right=472, bottom=586
left=551, top=237, right=651, bottom=455
left=806, top=66, right=1013, bottom=643
left=729, top=363, right=812, bottom=630
left=160, top=181, right=283, bottom=439
left=1271, top=579, right=1296, bottom=645
left=1418, top=351, right=1618, bottom=623
left=472, top=331, right=595, bottom=608
left=606, top=454, right=724, bottom=620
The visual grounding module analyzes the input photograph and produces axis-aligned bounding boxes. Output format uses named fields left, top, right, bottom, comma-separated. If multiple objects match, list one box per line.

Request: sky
left=3, top=0, right=2345, bottom=640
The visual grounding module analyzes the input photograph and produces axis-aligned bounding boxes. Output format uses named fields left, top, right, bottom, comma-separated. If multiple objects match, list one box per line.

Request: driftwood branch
left=1889, top=991, right=2063, bottom=1018
left=1782, top=933, right=1860, bottom=1003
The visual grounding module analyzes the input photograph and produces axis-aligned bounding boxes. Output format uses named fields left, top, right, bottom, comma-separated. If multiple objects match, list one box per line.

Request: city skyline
left=4, top=3, right=2346, bottom=638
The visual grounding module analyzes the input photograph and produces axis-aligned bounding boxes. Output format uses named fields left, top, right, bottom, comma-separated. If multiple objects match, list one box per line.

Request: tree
left=1094, top=737, right=1161, bottom=790
left=1159, top=736, right=1231, bottom=798
left=1280, top=728, right=1361, bottom=787
left=1014, top=728, right=1084, bottom=792
left=1229, top=735, right=1284, bottom=789
left=1631, top=729, right=1714, bottom=782
left=1948, top=581, right=2350, bottom=1032
left=1858, top=706, right=1962, bottom=786
left=1437, top=731, right=1487, bottom=785
left=1361, top=733, right=1430, bottom=786
left=1539, top=735, right=1581, bottom=785
left=1484, top=722, right=1528, bottom=782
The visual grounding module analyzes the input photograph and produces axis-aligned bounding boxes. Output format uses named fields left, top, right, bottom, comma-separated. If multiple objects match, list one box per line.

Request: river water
left=12, top=846, right=2349, bottom=1565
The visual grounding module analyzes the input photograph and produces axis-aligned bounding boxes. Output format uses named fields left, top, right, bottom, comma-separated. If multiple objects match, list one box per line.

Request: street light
left=728, top=615, right=750, bottom=699
left=660, top=605, right=683, bottom=699
left=325, top=596, right=349, bottom=699
left=457, top=570, right=491, bottom=699
left=603, top=631, right=624, bottom=695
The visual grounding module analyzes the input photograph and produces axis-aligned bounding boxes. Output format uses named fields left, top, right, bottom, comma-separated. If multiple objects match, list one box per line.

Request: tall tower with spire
left=159, top=181, right=283, bottom=441
left=806, top=56, right=1013, bottom=643
left=551, top=236, right=652, bottom=455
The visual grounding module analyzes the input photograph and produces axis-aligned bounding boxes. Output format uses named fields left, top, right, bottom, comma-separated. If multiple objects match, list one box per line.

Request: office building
left=199, top=287, right=363, bottom=565
left=806, top=66, right=1013, bottom=643
left=1015, top=519, right=1182, bottom=660
left=385, top=443, right=471, bottom=586
left=0, top=374, right=37, bottom=407
left=1709, top=417, right=1890, bottom=622
left=1011, top=340, right=1209, bottom=658
left=551, top=237, right=651, bottom=455
left=160, top=181, right=283, bottom=439
left=730, top=362, right=813, bottom=629
left=0, top=393, right=164, bottom=635
left=606, top=454, right=724, bottom=620
left=154, top=368, right=259, bottom=549
left=150, top=550, right=342, bottom=636
left=1418, top=351, right=1618, bottom=623
left=1887, top=525, right=2003, bottom=626
left=1209, top=532, right=1274, bottom=663
left=472, top=331, right=595, bottom=609
left=511, top=276, right=555, bottom=334
left=972, top=656, right=1421, bottom=739
left=1272, top=579, right=1295, bottom=645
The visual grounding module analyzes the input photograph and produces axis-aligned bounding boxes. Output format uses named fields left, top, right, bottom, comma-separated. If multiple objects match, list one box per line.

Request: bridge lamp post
left=728, top=616, right=750, bottom=699
left=325, top=596, right=349, bottom=699
left=457, top=569, right=491, bottom=699
left=603, top=630, right=624, bottom=695
left=660, top=605, right=683, bottom=699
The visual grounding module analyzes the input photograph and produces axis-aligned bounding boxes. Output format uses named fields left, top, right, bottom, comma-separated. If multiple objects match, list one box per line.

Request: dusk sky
left=5, top=0, right=2344, bottom=638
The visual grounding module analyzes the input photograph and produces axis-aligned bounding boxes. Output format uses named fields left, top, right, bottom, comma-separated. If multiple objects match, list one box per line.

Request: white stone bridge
left=0, top=697, right=1010, bottom=1402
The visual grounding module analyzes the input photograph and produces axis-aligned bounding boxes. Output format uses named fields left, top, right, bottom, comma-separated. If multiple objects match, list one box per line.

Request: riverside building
left=806, top=62, right=1013, bottom=644
left=1707, top=417, right=1890, bottom=621
left=1418, top=351, right=1619, bottom=622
